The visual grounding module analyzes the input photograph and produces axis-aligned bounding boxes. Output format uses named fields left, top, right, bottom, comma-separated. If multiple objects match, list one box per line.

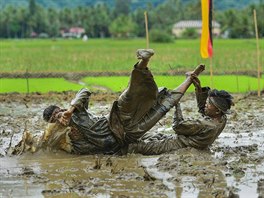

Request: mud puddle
left=1, top=92, right=264, bottom=197
left=1, top=153, right=169, bottom=197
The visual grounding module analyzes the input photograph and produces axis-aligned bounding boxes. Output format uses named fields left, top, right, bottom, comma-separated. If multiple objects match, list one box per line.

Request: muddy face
left=0, top=92, right=264, bottom=197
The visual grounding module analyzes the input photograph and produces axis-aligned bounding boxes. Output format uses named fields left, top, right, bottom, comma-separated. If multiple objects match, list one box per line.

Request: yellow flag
left=200, top=0, right=213, bottom=58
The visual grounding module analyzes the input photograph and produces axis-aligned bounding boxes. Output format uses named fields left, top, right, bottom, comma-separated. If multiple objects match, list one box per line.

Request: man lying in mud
left=128, top=79, right=234, bottom=155
left=13, top=49, right=205, bottom=155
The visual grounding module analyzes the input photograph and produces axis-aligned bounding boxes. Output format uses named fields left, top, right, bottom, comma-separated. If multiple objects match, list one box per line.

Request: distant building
left=60, top=27, right=85, bottom=38
left=30, top=31, right=38, bottom=38
left=172, top=20, right=221, bottom=38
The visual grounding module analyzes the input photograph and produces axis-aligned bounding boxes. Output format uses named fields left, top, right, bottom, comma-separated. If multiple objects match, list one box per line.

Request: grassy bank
left=1, top=75, right=263, bottom=93
left=1, top=39, right=263, bottom=74
left=0, top=78, right=83, bottom=93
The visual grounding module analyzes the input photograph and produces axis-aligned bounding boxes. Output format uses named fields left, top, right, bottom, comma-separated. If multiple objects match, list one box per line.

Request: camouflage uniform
left=127, top=87, right=227, bottom=155
left=45, top=63, right=183, bottom=155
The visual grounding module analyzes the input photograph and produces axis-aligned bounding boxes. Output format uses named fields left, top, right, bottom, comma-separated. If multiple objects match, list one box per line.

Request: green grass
left=0, top=38, right=263, bottom=73
left=1, top=75, right=263, bottom=93
left=0, top=78, right=84, bottom=93
left=81, top=75, right=264, bottom=93
left=1, top=38, right=263, bottom=94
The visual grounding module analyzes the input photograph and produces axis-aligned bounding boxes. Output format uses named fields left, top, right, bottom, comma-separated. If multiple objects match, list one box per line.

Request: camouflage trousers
left=116, top=64, right=183, bottom=144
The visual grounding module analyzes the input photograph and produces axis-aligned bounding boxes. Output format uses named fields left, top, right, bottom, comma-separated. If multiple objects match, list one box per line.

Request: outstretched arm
left=70, top=88, right=91, bottom=110
left=162, top=65, right=205, bottom=108
left=58, top=88, right=91, bottom=126
left=173, top=64, right=205, bottom=94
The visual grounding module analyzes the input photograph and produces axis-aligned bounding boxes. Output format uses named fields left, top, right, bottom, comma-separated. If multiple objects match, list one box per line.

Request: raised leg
left=117, top=49, right=158, bottom=127
left=136, top=49, right=154, bottom=69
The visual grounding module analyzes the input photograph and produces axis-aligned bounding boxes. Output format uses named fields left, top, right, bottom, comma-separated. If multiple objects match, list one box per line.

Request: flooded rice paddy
left=0, top=92, right=264, bottom=197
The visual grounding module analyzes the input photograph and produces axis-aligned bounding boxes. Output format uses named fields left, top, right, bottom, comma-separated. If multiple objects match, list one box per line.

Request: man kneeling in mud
left=13, top=49, right=205, bottom=155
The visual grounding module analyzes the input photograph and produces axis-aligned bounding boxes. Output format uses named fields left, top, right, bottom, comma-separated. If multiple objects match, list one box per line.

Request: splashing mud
left=0, top=92, right=264, bottom=197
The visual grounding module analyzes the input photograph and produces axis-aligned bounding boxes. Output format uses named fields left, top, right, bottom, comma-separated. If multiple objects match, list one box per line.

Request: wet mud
left=0, top=92, right=264, bottom=197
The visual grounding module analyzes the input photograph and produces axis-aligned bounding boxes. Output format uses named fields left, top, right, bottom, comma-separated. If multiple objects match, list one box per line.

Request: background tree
left=29, top=0, right=36, bottom=16
left=149, top=29, right=174, bottom=43
left=92, top=4, right=111, bottom=38
left=17, top=8, right=29, bottom=38
left=113, top=0, right=131, bottom=17
left=0, top=0, right=262, bottom=39
left=47, top=8, right=60, bottom=37
left=109, top=15, right=138, bottom=38
left=131, top=8, right=146, bottom=37
left=149, top=0, right=183, bottom=34
left=183, top=0, right=201, bottom=20
left=59, top=8, right=74, bottom=28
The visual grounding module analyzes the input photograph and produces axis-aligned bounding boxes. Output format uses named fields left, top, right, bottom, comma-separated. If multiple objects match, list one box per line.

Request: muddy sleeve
left=195, top=87, right=210, bottom=115
left=172, top=118, right=206, bottom=136
left=70, top=88, right=91, bottom=111
left=172, top=103, right=184, bottom=128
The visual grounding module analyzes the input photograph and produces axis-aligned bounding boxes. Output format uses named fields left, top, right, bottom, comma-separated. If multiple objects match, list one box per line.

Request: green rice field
left=1, top=75, right=263, bottom=93
left=0, top=38, right=263, bottom=73
left=83, top=75, right=264, bottom=93
left=0, top=38, right=263, bottom=93
left=0, top=78, right=83, bottom=93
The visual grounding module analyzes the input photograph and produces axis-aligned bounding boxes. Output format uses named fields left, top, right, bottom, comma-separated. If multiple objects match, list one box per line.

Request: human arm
left=172, top=103, right=184, bottom=127
left=70, top=88, right=91, bottom=111
left=172, top=103, right=204, bottom=136
left=192, top=75, right=210, bottom=115
left=172, top=64, right=205, bottom=94
left=58, top=88, right=91, bottom=126
left=166, top=64, right=205, bottom=107
left=57, top=106, right=75, bottom=126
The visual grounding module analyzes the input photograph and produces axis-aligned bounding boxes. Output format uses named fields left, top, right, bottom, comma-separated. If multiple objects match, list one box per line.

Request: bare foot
left=136, top=49, right=154, bottom=60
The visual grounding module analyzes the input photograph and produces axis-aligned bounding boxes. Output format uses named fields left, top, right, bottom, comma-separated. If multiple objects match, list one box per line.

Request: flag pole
left=253, top=9, right=261, bottom=97
left=210, top=57, right=214, bottom=88
left=144, top=11, right=149, bottom=49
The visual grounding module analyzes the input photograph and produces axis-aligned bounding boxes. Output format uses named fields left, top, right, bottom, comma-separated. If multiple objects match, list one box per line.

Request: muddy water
left=1, top=93, right=264, bottom=197
left=1, top=153, right=168, bottom=197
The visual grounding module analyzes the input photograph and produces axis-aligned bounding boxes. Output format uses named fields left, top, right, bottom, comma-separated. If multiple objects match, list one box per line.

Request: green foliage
left=149, top=29, right=174, bottom=43
left=109, top=15, right=138, bottom=38
left=113, top=0, right=131, bottom=17
left=181, top=28, right=199, bottom=39
left=149, top=0, right=183, bottom=31
left=216, top=3, right=264, bottom=38
left=0, top=0, right=259, bottom=10
left=0, top=0, right=262, bottom=39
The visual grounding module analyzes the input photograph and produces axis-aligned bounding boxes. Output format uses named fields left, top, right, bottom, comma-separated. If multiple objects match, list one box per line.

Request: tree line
left=0, top=0, right=263, bottom=39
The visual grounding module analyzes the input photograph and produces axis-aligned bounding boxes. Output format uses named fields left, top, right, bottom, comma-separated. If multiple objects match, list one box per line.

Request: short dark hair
left=43, top=105, right=59, bottom=122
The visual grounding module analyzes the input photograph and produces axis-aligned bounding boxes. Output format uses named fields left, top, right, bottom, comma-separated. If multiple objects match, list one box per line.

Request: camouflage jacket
left=68, top=88, right=121, bottom=154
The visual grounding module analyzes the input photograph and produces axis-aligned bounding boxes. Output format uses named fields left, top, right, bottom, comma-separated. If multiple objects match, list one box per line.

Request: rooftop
left=173, top=20, right=220, bottom=28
